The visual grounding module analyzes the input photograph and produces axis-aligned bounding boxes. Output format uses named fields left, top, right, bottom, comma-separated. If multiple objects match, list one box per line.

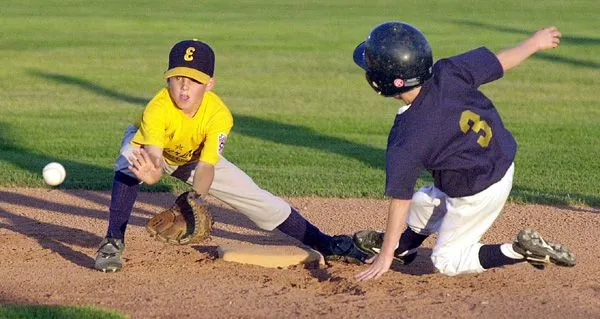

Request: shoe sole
left=95, top=263, right=121, bottom=272
left=352, top=230, right=382, bottom=255
left=98, top=267, right=120, bottom=273
left=515, top=229, right=576, bottom=267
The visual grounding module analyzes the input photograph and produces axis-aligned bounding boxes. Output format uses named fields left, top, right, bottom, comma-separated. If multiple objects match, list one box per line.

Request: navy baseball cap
left=164, top=39, right=215, bottom=84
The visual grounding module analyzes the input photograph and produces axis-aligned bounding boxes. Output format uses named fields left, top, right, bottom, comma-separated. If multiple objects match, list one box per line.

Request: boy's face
left=167, top=76, right=214, bottom=115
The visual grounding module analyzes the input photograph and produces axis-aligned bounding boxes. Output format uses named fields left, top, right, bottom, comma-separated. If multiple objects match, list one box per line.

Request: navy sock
left=275, top=207, right=332, bottom=253
left=397, top=228, right=428, bottom=252
left=106, top=171, right=140, bottom=240
left=479, top=244, right=524, bottom=269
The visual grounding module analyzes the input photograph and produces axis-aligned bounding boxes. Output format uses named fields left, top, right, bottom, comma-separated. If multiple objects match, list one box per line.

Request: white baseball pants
left=406, top=163, right=514, bottom=276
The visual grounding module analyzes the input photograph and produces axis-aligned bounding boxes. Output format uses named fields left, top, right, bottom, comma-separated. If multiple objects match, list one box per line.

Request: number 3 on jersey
left=459, top=110, right=492, bottom=147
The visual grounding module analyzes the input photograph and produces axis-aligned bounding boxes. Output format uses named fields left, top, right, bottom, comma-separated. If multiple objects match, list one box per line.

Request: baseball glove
left=146, top=191, right=213, bottom=245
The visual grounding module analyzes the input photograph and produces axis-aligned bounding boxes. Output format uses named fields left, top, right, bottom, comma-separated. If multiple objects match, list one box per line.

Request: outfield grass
left=1, top=0, right=598, bottom=206
left=0, top=305, right=125, bottom=319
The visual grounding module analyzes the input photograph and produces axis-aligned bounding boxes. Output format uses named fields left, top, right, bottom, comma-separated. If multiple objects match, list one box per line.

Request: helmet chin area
left=366, top=71, right=411, bottom=97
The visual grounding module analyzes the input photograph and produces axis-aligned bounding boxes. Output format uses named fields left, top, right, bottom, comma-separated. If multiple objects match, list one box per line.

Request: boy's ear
left=206, top=78, right=216, bottom=91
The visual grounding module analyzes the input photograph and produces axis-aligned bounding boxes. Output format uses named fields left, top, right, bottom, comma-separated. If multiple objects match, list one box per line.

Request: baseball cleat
left=353, top=230, right=417, bottom=265
left=94, top=237, right=125, bottom=272
left=512, top=229, right=576, bottom=269
left=322, top=235, right=371, bottom=264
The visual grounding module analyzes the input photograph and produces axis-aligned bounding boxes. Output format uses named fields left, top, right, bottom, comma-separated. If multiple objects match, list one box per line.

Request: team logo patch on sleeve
left=218, top=133, right=227, bottom=154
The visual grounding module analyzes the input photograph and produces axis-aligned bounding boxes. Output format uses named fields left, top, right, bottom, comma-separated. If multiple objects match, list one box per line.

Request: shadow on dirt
left=390, top=248, right=437, bottom=275
left=0, top=189, right=302, bottom=269
left=0, top=206, right=97, bottom=269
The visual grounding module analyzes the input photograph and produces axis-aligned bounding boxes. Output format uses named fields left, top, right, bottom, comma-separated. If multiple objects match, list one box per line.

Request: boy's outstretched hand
left=355, top=253, right=394, bottom=281
left=128, top=148, right=162, bottom=184
left=497, top=26, right=562, bottom=72
left=530, top=26, right=561, bottom=51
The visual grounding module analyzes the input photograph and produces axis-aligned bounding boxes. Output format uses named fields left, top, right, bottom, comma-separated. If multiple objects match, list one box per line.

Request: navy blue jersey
left=385, top=47, right=517, bottom=199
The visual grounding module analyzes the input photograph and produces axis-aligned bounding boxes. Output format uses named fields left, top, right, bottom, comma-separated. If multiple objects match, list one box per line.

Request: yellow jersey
left=131, top=88, right=233, bottom=166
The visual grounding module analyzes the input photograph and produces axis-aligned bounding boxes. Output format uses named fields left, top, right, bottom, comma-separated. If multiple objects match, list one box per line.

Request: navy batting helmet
left=353, top=21, right=433, bottom=97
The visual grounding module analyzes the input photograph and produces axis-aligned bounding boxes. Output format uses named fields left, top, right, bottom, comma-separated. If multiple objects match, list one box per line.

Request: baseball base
left=217, top=244, right=325, bottom=268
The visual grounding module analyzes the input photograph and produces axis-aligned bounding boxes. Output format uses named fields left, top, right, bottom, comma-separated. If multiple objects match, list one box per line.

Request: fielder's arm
left=128, top=145, right=164, bottom=184
left=192, top=161, right=215, bottom=197
left=496, top=26, right=561, bottom=72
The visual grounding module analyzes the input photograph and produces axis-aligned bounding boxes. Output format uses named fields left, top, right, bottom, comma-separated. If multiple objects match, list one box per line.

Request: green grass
left=0, top=305, right=125, bottom=319
left=1, top=0, right=599, bottom=206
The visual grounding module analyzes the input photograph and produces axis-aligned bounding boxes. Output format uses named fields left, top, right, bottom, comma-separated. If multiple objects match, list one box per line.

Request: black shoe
left=322, top=235, right=371, bottom=264
left=353, top=230, right=417, bottom=265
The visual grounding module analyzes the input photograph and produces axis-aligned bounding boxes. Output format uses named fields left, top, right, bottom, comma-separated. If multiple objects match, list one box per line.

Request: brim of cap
left=164, top=67, right=211, bottom=84
left=353, top=42, right=369, bottom=71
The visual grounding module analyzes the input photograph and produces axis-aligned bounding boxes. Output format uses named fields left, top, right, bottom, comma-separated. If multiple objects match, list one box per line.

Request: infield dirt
left=1, top=188, right=599, bottom=318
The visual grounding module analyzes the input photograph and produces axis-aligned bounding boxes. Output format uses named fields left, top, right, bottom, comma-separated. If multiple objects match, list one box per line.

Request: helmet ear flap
left=365, top=71, right=383, bottom=95
left=366, top=71, right=409, bottom=97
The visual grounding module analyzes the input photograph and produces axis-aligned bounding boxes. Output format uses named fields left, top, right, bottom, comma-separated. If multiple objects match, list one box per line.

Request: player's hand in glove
left=146, top=191, right=213, bottom=244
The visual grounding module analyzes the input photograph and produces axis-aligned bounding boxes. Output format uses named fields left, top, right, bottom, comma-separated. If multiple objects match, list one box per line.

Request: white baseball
left=43, top=162, right=66, bottom=186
